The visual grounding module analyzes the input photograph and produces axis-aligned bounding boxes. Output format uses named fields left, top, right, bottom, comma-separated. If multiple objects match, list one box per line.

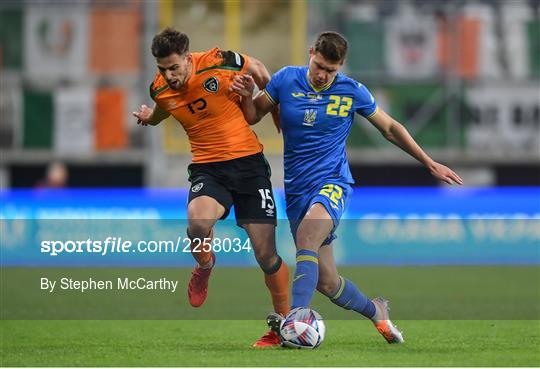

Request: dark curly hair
left=151, top=27, right=190, bottom=58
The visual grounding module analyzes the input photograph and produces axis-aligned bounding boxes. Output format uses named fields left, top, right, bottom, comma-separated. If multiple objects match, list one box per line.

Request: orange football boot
left=371, top=297, right=404, bottom=344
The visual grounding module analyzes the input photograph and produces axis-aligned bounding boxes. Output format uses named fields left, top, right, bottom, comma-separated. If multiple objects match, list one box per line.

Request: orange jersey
left=150, top=48, right=263, bottom=163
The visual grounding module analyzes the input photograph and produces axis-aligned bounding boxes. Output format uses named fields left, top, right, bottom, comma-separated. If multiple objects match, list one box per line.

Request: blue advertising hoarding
left=1, top=187, right=539, bottom=266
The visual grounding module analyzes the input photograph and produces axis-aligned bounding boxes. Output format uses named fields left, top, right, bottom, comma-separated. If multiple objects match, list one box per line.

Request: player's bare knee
left=187, top=221, right=212, bottom=240
left=296, top=230, right=323, bottom=251
left=316, top=279, right=339, bottom=297
left=188, top=204, right=209, bottom=220
left=254, top=248, right=278, bottom=271
left=188, top=196, right=224, bottom=220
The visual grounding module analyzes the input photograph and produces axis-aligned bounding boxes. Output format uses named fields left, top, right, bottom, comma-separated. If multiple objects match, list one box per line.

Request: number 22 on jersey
left=326, top=95, right=352, bottom=117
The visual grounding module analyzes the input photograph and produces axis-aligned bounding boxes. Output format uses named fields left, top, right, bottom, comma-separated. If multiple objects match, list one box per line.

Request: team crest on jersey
left=203, top=77, right=219, bottom=93
left=303, top=109, right=317, bottom=126
left=191, top=183, right=204, bottom=193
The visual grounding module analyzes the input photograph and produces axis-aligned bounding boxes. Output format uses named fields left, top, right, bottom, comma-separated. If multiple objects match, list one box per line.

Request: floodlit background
left=1, top=0, right=538, bottom=189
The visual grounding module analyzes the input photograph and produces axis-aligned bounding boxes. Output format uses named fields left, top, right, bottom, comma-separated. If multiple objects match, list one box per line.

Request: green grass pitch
left=1, top=266, right=539, bottom=366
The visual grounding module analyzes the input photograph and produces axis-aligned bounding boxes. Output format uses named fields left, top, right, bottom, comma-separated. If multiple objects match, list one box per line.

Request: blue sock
left=291, top=249, right=319, bottom=309
left=330, top=276, right=376, bottom=319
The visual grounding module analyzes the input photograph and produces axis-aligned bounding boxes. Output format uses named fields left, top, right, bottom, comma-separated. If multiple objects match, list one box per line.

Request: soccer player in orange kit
left=133, top=27, right=288, bottom=347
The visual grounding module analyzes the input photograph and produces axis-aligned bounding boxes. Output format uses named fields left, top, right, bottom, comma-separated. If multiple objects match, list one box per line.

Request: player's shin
left=263, top=256, right=290, bottom=316
left=291, top=249, right=319, bottom=309
left=186, top=227, right=215, bottom=308
left=329, top=276, right=376, bottom=319
left=187, top=227, right=215, bottom=268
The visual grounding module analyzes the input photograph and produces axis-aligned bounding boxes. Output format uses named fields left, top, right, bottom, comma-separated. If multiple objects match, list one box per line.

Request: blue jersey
left=264, top=66, right=378, bottom=196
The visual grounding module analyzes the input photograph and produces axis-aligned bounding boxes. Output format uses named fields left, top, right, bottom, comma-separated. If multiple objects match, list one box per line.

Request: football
left=280, top=307, right=326, bottom=349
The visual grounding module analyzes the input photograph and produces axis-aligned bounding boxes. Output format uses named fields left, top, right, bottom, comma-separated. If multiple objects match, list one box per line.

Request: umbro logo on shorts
left=191, top=183, right=204, bottom=193
left=203, top=77, right=219, bottom=93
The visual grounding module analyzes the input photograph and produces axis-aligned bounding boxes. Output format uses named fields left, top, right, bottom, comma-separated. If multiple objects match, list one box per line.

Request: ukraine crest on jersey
left=264, top=66, right=378, bottom=196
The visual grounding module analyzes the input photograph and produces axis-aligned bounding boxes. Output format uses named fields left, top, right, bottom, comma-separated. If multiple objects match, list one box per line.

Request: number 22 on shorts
left=319, top=184, right=344, bottom=210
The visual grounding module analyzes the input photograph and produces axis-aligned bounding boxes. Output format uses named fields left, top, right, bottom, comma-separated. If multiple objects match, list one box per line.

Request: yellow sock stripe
left=331, top=276, right=346, bottom=300
left=296, top=255, right=319, bottom=264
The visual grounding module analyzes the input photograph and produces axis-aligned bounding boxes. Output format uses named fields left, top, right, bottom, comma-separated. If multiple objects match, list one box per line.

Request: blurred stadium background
left=1, top=4, right=539, bottom=364
left=1, top=0, right=539, bottom=189
left=1, top=0, right=538, bottom=275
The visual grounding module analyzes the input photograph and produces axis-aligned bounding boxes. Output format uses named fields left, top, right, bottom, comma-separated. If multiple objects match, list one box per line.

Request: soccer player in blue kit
left=231, top=31, right=463, bottom=344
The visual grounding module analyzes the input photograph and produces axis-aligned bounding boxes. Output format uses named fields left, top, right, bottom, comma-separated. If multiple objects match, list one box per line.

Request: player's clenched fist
left=230, top=74, right=255, bottom=97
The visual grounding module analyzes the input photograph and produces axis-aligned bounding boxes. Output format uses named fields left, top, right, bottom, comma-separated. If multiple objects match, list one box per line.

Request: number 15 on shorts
left=258, top=188, right=275, bottom=217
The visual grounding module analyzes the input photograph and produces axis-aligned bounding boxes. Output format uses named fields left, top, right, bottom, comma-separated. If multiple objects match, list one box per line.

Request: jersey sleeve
left=263, top=67, right=288, bottom=105
left=149, top=73, right=168, bottom=102
left=220, top=50, right=249, bottom=73
left=353, top=81, right=378, bottom=118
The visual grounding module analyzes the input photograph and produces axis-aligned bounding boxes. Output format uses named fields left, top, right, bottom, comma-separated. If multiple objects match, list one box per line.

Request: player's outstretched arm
left=367, top=109, right=463, bottom=185
left=132, top=103, right=170, bottom=126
